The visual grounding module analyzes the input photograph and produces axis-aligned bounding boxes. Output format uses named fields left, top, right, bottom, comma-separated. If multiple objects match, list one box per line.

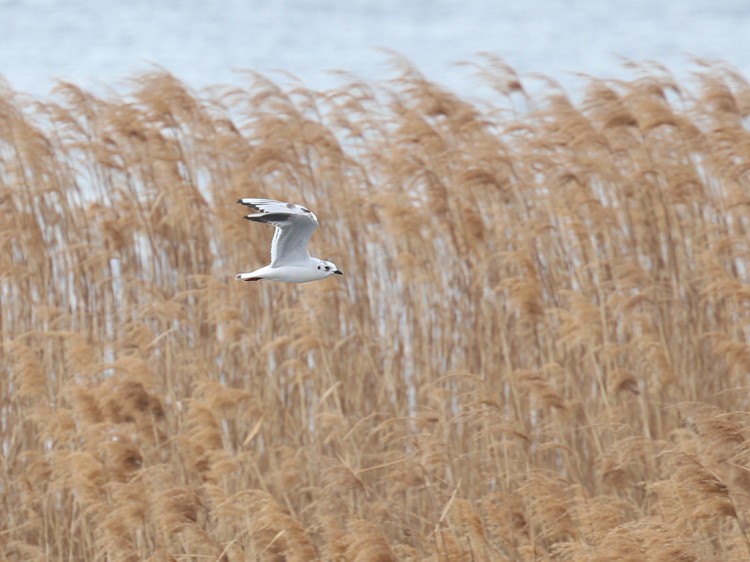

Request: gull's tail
left=237, top=264, right=273, bottom=282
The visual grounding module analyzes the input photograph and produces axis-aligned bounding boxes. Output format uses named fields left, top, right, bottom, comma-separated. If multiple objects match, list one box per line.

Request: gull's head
left=316, top=259, right=343, bottom=278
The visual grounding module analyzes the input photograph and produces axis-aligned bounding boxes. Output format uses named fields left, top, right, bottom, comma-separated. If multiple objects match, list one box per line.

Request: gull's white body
left=235, top=198, right=343, bottom=283
left=238, top=263, right=335, bottom=283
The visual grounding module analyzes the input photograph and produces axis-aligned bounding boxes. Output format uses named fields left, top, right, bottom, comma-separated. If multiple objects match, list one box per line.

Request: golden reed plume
left=2, top=58, right=750, bottom=560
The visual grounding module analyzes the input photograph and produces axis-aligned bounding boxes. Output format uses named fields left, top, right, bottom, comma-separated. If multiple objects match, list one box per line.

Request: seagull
left=235, top=198, right=343, bottom=283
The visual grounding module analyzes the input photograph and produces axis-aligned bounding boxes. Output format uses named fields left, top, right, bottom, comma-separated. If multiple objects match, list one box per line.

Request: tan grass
left=2, top=59, right=750, bottom=560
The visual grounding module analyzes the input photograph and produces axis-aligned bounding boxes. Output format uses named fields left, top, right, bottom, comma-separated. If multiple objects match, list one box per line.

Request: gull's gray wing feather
left=237, top=198, right=319, bottom=266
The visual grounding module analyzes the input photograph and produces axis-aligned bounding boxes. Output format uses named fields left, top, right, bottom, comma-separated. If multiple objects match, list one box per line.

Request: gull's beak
left=334, top=270, right=343, bottom=275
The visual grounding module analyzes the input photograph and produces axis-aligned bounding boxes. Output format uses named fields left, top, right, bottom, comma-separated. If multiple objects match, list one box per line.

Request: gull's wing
left=238, top=198, right=319, bottom=266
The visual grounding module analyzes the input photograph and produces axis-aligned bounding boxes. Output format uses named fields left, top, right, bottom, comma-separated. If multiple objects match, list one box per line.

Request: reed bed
left=2, top=58, right=750, bottom=561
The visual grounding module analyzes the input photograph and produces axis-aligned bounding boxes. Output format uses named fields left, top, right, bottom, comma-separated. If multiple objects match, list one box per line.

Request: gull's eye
left=325, top=266, right=330, bottom=271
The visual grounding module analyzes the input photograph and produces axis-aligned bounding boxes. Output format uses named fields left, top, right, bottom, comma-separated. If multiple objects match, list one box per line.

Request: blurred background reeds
left=2, top=59, right=750, bottom=560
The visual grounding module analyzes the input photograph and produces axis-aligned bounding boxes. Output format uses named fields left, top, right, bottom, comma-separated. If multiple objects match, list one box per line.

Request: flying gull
left=235, top=198, right=343, bottom=283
